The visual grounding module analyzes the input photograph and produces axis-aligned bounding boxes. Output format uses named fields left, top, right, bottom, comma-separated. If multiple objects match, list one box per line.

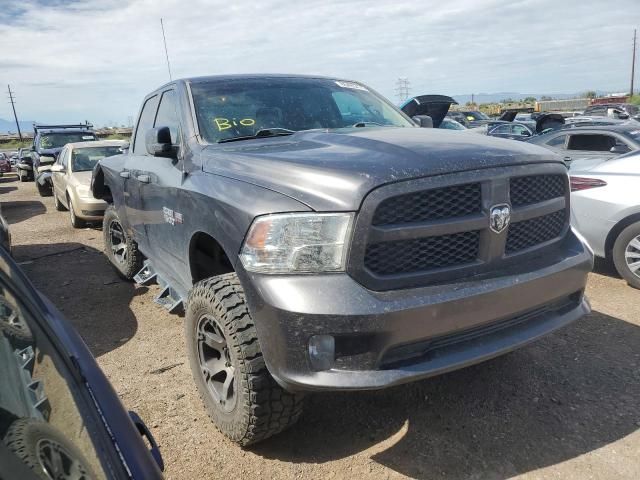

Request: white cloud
left=0, top=0, right=638, bottom=125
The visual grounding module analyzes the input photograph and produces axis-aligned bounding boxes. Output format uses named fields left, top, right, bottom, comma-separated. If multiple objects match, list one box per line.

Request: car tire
left=612, top=222, right=640, bottom=289
left=67, top=197, right=85, bottom=228
left=18, top=169, right=28, bottom=182
left=0, top=297, right=33, bottom=347
left=3, top=419, right=95, bottom=480
left=36, top=180, right=52, bottom=197
left=186, top=273, right=304, bottom=446
left=52, top=189, right=66, bottom=211
left=103, top=205, right=142, bottom=280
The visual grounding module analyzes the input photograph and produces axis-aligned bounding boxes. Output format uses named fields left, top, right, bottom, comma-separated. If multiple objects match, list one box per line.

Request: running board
left=134, top=261, right=184, bottom=313
left=134, top=261, right=157, bottom=285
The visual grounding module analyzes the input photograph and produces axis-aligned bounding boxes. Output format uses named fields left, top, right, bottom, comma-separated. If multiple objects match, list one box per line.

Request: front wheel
left=36, top=180, right=52, bottom=197
left=186, top=273, right=304, bottom=446
left=613, top=222, right=640, bottom=289
left=102, top=205, right=142, bottom=280
left=18, top=169, right=28, bottom=182
left=68, top=198, right=86, bottom=228
left=3, top=419, right=95, bottom=480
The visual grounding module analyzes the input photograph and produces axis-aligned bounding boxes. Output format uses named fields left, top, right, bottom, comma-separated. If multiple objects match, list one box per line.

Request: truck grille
left=349, top=165, right=569, bottom=290
left=506, top=210, right=566, bottom=254
left=510, top=174, right=565, bottom=206
left=373, top=183, right=481, bottom=225
left=365, top=231, right=480, bottom=275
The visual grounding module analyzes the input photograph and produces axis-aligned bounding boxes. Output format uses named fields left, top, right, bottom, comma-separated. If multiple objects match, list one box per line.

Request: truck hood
left=202, top=127, right=562, bottom=211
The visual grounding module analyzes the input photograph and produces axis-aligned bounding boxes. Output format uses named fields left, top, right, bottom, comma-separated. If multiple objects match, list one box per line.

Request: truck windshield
left=40, top=133, right=96, bottom=149
left=190, top=77, right=415, bottom=143
left=71, top=146, right=122, bottom=172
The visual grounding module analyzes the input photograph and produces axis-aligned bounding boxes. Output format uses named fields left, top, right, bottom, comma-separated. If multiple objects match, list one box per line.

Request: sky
left=0, top=0, right=639, bottom=126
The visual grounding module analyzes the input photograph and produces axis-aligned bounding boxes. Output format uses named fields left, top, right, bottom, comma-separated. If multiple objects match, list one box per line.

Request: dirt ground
left=1, top=172, right=639, bottom=480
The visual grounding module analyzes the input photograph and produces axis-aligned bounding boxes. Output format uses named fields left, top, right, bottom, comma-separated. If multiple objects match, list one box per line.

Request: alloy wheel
left=196, top=314, right=237, bottom=413
left=37, top=438, right=89, bottom=480
left=108, top=220, right=128, bottom=265
left=625, top=235, right=640, bottom=279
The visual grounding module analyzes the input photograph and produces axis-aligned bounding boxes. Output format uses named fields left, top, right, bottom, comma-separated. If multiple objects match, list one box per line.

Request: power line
left=160, top=18, right=173, bottom=81
left=7, top=85, right=23, bottom=142
left=395, top=78, right=411, bottom=103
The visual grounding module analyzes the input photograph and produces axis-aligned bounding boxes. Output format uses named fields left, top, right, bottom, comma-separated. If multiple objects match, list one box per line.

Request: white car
left=570, top=151, right=640, bottom=288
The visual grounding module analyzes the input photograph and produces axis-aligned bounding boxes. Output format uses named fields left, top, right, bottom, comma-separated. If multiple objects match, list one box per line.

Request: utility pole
left=7, top=85, right=24, bottom=142
left=631, top=29, right=637, bottom=97
left=395, top=78, right=411, bottom=103
left=160, top=18, right=173, bottom=81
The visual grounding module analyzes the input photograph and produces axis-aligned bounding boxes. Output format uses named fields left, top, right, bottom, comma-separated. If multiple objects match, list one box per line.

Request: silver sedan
left=570, top=151, right=640, bottom=288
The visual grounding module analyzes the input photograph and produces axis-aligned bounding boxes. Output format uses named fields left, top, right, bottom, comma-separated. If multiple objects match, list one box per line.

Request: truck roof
left=33, top=123, right=94, bottom=134
left=153, top=73, right=355, bottom=91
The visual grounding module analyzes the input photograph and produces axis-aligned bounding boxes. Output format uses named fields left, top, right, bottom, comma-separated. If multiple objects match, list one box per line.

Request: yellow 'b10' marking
left=214, top=118, right=256, bottom=131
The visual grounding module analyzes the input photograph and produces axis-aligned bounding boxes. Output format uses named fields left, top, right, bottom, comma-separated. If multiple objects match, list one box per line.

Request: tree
left=540, top=95, right=553, bottom=101
left=500, top=98, right=515, bottom=104
left=584, top=90, right=597, bottom=99
left=523, top=96, right=537, bottom=103
left=629, top=94, right=640, bottom=105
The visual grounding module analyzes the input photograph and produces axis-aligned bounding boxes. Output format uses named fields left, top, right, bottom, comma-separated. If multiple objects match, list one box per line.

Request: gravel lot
left=2, top=172, right=639, bottom=480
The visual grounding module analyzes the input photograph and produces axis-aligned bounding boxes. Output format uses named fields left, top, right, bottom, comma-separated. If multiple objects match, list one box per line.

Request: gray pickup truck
left=91, top=74, right=593, bottom=445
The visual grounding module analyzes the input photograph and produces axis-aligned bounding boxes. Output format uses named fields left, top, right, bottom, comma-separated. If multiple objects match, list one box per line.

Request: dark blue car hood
left=203, top=127, right=563, bottom=211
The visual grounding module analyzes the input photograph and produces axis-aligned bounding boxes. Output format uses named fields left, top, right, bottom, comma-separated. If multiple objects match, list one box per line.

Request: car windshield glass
left=440, top=119, right=466, bottom=130
left=40, top=133, right=96, bottom=149
left=190, top=77, right=414, bottom=143
left=71, top=146, right=122, bottom=171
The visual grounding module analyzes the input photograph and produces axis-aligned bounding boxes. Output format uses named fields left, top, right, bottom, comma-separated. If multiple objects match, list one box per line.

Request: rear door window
left=567, top=134, right=617, bottom=151
left=491, top=124, right=512, bottom=134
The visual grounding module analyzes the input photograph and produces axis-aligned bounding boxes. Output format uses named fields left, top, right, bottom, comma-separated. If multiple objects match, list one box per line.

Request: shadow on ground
left=1, top=199, right=46, bottom=224
left=11, top=243, right=145, bottom=358
left=255, top=311, right=639, bottom=479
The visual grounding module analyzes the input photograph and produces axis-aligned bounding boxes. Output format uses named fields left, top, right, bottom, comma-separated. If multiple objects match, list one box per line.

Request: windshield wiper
left=352, top=122, right=384, bottom=128
left=217, top=128, right=296, bottom=143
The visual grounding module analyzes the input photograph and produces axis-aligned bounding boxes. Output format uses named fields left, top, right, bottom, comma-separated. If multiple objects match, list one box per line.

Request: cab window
left=567, top=134, right=617, bottom=151
left=133, top=95, right=159, bottom=154
left=491, top=124, right=512, bottom=134
left=154, top=90, right=181, bottom=145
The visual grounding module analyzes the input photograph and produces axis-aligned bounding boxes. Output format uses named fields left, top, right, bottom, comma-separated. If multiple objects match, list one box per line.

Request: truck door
left=123, top=94, right=159, bottom=247
left=136, top=89, right=187, bottom=275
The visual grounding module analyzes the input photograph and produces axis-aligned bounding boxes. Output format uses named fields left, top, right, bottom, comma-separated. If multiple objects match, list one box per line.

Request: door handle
left=120, top=171, right=130, bottom=178
left=137, top=174, right=150, bottom=183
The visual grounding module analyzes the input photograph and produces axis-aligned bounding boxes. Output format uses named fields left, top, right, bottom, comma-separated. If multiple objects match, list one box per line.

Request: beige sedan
left=51, top=140, right=127, bottom=228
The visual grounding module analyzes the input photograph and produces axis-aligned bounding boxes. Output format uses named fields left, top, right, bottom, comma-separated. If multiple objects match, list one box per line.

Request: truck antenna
left=160, top=18, right=173, bottom=81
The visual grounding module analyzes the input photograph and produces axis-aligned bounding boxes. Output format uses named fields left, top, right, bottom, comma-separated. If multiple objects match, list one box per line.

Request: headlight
left=76, top=185, right=92, bottom=198
left=240, top=213, right=354, bottom=273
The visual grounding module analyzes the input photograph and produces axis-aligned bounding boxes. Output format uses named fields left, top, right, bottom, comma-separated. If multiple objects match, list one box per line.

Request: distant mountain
left=0, top=118, right=34, bottom=134
left=451, top=90, right=616, bottom=105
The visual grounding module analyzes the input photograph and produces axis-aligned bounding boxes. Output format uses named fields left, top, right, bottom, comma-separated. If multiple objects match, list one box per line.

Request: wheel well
left=91, top=167, right=112, bottom=203
left=604, top=212, right=640, bottom=259
left=189, top=233, right=234, bottom=284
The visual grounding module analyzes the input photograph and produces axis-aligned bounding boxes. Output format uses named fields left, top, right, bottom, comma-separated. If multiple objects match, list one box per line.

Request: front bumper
left=75, top=196, right=107, bottom=220
left=238, top=230, right=593, bottom=392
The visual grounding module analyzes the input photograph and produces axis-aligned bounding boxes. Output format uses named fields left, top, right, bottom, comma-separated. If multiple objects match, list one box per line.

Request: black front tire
left=612, top=222, right=640, bottom=289
left=36, top=180, right=52, bottom=197
left=3, top=419, right=95, bottom=480
left=102, top=205, right=142, bottom=280
left=18, top=169, right=28, bottom=182
left=186, top=273, right=304, bottom=446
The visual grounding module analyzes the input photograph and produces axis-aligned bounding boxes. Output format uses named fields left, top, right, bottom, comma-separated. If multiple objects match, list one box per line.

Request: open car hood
left=400, top=95, right=458, bottom=128
left=534, top=113, right=565, bottom=133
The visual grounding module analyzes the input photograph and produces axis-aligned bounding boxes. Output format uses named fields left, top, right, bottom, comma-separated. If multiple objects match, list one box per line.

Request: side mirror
left=120, top=142, right=130, bottom=153
left=412, top=115, right=433, bottom=128
left=145, top=127, right=176, bottom=158
left=610, top=145, right=630, bottom=154
left=520, top=130, right=531, bottom=137
left=50, top=164, right=64, bottom=173
left=30, top=145, right=36, bottom=151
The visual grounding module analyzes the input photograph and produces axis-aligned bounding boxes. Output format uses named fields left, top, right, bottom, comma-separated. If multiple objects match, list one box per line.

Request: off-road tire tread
left=102, top=205, right=142, bottom=280
left=187, top=273, right=303, bottom=446
left=4, top=418, right=93, bottom=479
left=36, top=181, right=52, bottom=197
